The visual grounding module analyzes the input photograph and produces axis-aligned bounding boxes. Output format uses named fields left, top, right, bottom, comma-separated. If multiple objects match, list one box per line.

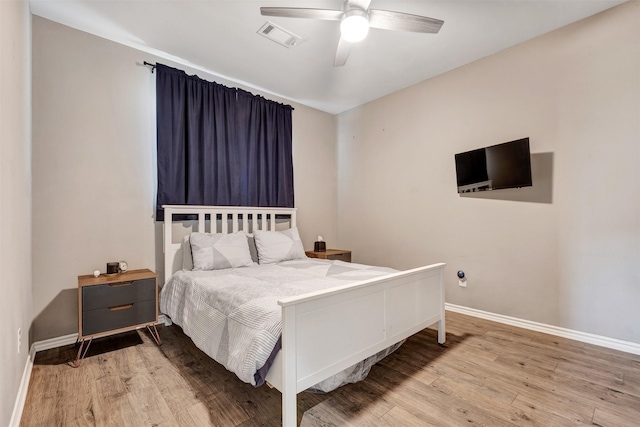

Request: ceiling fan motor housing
left=341, top=8, right=369, bottom=43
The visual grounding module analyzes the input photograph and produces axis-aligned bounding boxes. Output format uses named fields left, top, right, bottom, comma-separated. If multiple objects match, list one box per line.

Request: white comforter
left=160, top=258, right=396, bottom=387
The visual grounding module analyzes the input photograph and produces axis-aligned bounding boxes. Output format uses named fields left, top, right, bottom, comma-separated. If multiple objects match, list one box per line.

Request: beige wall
left=0, top=0, right=32, bottom=424
left=337, top=2, right=639, bottom=343
left=31, top=17, right=337, bottom=342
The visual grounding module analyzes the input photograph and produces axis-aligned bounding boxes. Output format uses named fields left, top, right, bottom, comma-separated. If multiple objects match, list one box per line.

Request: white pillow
left=253, top=227, right=307, bottom=264
left=190, top=231, right=254, bottom=271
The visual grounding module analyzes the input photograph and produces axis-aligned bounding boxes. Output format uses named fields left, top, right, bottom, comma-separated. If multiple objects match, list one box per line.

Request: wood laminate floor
left=21, top=312, right=640, bottom=426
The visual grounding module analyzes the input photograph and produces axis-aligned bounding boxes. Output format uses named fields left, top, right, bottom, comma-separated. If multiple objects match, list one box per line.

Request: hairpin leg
left=147, top=324, right=162, bottom=345
left=69, top=337, right=93, bottom=368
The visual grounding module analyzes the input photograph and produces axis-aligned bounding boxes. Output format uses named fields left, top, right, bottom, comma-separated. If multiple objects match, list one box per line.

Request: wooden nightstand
left=72, top=268, right=161, bottom=367
left=305, top=249, right=352, bottom=263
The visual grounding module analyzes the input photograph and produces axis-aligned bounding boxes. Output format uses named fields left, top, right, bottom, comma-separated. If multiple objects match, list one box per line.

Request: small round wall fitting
left=457, top=270, right=465, bottom=279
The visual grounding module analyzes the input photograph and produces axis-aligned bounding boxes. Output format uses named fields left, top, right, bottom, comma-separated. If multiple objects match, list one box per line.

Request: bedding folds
left=160, top=258, right=397, bottom=390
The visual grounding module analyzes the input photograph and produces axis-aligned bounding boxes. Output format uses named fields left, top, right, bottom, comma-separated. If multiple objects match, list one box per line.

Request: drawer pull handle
left=109, top=281, right=133, bottom=287
left=108, top=303, right=134, bottom=311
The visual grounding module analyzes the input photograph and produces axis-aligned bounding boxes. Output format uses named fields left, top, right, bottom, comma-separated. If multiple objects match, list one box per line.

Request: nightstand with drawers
left=305, top=249, right=352, bottom=263
left=72, top=268, right=161, bottom=367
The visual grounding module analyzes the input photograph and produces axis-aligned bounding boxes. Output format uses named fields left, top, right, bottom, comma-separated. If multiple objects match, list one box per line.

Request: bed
left=160, top=205, right=446, bottom=426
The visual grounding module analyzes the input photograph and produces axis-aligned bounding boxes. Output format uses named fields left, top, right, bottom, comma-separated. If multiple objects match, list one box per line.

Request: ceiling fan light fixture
left=340, top=9, right=369, bottom=43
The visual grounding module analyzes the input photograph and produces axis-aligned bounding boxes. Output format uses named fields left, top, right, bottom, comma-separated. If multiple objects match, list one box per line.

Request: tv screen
left=455, top=138, right=532, bottom=193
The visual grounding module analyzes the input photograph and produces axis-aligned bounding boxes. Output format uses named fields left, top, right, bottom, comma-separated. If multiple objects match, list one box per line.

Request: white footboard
left=267, top=263, right=446, bottom=427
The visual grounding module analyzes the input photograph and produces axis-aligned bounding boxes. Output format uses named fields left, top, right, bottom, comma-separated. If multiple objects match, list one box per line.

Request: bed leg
left=281, top=304, right=298, bottom=426
left=282, top=390, right=297, bottom=427
left=68, top=337, right=93, bottom=368
left=438, top=318, right=446, bottom=344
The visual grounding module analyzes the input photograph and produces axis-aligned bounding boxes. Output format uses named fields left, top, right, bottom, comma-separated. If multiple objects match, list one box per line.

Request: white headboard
left=162, top=205, right=297, bottom=282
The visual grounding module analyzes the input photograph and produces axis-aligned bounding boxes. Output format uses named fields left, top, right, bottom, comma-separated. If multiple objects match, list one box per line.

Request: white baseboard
left=33, top=332, right=78, bottom=352
left=32, top=314, right=171, bottom=352
left=445, top=303, right=640, bottom=356
left=160, top=314, right=171, bottom=326
left=9, top=344, right=36, bottom=427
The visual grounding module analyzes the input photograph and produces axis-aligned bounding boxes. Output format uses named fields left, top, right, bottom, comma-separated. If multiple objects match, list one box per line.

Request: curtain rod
left=143, top=61, right=294, bottom=110
left=144, top=61, right=156, bottom=73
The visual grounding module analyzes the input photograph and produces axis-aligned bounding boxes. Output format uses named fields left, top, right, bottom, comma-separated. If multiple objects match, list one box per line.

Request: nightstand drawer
left=82, top=299, right=156, bottom=336
left=82, top=277, right=156, bottom=311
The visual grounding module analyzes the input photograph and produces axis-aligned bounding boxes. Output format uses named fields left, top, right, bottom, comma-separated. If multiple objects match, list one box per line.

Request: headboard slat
left=232, top=213, right=239, bottom=233
left=242, top=214, right=249, bottom=233
left=221, top=214, right=228, bottom=234
left=198, top=214, right=205, bottom=234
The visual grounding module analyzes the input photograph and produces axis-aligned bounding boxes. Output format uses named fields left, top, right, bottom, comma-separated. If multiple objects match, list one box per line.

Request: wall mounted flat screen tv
left=455, top=138, right=532, bottom=193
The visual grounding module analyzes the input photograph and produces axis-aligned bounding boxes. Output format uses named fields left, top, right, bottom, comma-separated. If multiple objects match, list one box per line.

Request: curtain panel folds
left=155, top=64, right=294, bottom=221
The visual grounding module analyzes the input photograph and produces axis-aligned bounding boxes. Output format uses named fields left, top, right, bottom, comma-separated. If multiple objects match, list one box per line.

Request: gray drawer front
left=329, top=253, right=351, bottom=262
left=83, top=278, right=156, bottom=311
left=82, top=299, right=156, bottom=336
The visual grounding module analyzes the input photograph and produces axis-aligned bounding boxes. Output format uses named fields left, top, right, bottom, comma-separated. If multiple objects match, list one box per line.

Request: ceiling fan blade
left=334, top=36, right=351, bottom=67
left=260, top=7, right=343, bottom=21
left=369, top=9, right=444, bottom=33
left=346, top=0, right=372, bottom=11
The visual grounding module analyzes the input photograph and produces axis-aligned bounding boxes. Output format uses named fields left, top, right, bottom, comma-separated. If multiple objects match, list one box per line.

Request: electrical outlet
left=17, top=328, right=21, bottom=354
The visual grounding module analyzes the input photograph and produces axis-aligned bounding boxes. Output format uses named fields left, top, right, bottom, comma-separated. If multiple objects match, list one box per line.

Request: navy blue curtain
left=155, top=64, right=294, bottom=220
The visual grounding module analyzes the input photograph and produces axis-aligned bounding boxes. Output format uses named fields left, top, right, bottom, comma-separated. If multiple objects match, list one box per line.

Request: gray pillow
left=253, top=227, right=307, bottom=264
left=247, top=235, right=259, bottom=264
left=190, top=231, right=254, bottom=271
left=182, top=235, right=194, bottom=270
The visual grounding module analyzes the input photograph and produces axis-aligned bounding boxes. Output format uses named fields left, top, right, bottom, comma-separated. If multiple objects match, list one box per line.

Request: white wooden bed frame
left=162, top=205, right=446, bottom=427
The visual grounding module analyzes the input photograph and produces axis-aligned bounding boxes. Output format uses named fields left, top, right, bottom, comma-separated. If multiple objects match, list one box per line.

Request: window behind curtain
left=155, top=64, right=294, bottom=221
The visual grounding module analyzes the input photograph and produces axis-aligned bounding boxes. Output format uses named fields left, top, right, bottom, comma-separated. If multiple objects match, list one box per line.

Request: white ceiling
left=30, top=0, right=626, bottom=114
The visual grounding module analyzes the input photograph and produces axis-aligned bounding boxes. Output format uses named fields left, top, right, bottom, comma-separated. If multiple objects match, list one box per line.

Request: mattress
left=160, top=258, right=397, bottom=390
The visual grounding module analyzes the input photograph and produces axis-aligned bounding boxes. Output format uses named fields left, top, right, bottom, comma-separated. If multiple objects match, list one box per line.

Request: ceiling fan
left=260, top=0, right=444, bottom=67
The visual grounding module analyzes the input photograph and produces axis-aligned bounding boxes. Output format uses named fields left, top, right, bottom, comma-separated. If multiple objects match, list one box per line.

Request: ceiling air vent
left=257, top=21, right=302, bottom=48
